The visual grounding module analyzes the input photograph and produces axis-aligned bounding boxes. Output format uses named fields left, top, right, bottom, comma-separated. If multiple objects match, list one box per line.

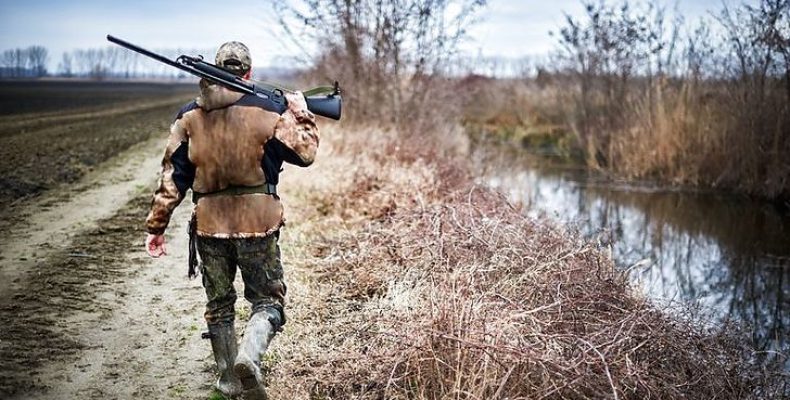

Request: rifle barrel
left=107, top=35, right=185, bottom=71
left=107, top=35, right=253, bottom=94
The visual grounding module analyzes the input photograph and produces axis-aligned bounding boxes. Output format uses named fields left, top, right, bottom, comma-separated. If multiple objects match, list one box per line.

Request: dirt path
left=0, top=125, right=340, bottom=399
left=0, top=138, right=160, bottom=294
left=0, top=136, right=216, bottom=399
left=26, top=202, right=214, bottom=400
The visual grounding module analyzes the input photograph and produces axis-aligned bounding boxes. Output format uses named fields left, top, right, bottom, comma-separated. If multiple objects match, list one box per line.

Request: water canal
left=476, top=143, right=790, bottom=367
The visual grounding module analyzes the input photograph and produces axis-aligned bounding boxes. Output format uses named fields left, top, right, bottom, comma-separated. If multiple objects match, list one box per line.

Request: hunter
left=144, top=41, right=319, bottom=398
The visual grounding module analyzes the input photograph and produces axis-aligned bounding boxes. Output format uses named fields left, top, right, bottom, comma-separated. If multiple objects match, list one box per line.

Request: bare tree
left=27, top=46, right=48, bottom=77
left=684, top=20, right=715, bottom=83
left=557, top=0, right=681, bottom=166
left=86, top=48, right=106, bottom=78
left=272, top=0, right=487, bottom=129
left=13, top=48, right=26, bottom=77
left=0, top=47, right=48, bottom=77
left=1, top=50, right=15, bottom=77
left=750, top=0, right=790, bottom=104
left=58, top=52, right=73, bottom=77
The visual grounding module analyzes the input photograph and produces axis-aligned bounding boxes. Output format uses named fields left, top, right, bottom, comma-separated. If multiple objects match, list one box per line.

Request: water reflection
left=476, top=145, right=790, bottom=366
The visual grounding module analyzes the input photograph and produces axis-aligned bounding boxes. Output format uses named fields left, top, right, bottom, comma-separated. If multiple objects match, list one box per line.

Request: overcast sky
left=0, top=0, right=736, bottom=70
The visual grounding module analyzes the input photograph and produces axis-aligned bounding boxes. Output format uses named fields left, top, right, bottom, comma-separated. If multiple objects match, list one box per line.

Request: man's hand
left=145, top=233, right=167, bottom=258
left=285, top=91, right=309, bottom=113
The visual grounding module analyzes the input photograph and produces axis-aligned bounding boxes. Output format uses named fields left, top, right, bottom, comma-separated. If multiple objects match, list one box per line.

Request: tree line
left=0, top=45, right=213, bottom=79
left=0, top=46, right=49, bottom=78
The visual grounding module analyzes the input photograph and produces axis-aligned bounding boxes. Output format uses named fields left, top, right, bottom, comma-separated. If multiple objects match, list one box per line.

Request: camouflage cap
left=215, top=41, right=251, bottom=76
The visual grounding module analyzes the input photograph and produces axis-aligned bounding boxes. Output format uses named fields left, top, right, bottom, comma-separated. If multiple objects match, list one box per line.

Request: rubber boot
left=233, top=310, right=279, bottom=400
left=208, top=322, right=243, bottom=397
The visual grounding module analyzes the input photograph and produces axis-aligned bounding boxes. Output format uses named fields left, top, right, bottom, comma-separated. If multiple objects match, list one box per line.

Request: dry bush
left=273, top=126, right=787, bottom=399
left=274, top=0, right=487, bottom=135
left=547, top=0, right=790, bottom=200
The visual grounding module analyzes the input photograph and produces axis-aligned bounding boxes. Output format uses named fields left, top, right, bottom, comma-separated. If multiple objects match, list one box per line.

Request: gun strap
left=253, top=83, right=335, bottom=97
left=192, top=183, right=277, bottom=204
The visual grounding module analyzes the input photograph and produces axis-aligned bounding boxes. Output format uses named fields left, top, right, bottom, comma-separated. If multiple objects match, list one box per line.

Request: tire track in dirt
left=15, top=197, right=214, bottom=400
left=0, top=138, right=161, bottom=295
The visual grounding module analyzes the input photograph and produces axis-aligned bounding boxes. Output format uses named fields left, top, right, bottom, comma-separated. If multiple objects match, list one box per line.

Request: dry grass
left=462, top=76, right=790, bottom=201
left=460, top=77, right=573, bottom=154
left=525, top=0, right=790, bottom=201
left=609, top=80, right=790, bottom=200
left=269, top=123, right=787, bottom=399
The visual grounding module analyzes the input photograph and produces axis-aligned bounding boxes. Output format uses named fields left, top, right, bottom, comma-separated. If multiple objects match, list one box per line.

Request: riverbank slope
left=266, top=125, right=787, bottom=399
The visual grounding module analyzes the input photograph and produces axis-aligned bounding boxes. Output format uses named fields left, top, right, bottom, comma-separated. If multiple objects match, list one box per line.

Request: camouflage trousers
left=196, top=233, right=286, bottom=325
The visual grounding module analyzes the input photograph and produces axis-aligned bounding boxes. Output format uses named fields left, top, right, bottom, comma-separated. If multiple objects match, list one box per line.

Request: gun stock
left=306, top=96, right=341, bottom=121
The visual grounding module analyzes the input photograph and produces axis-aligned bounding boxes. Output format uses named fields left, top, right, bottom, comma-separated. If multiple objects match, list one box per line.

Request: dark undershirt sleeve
left=262, top=137, right=312, bottom=185
left=171, top=141, right=195, bottom=196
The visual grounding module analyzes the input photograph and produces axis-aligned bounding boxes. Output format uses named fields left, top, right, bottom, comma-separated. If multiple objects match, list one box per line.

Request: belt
left=192, top=183, right=277, bottom=204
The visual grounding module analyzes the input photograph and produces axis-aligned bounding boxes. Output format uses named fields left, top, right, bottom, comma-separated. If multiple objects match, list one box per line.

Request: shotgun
left=106, top=35, right=342, bottom=120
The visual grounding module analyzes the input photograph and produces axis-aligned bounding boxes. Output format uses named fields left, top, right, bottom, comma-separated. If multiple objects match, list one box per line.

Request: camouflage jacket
left=145, top=80, right=319, bottom=238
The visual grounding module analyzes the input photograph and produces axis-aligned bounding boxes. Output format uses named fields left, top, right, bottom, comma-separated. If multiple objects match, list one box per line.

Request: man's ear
left=243, top=69, right=252, bottom=80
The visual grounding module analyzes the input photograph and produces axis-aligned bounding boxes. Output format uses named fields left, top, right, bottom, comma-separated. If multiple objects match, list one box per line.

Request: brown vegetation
left=270, top=123, right=787, bottom=399
left=468, top=0, right=790, bottom=201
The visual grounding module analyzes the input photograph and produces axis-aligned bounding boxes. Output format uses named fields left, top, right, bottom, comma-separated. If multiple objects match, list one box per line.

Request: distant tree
left=73, top=49, right=91, bottom=76
left=105, top=47, right=119, bottom=78
left=58, top=52, right=73, bottom=77
left=0, top=47, right=32, bottom=77
left=27, top=46, right=48, bottom=77
left=4, top=43, right=213, bottom=79
left=14, top=48, right=26, bottom=77
left=1, top=49, right=14, bottom=77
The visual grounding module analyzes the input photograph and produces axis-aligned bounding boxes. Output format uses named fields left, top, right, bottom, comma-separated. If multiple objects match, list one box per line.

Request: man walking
left=144, top=41, right=319, bottom=399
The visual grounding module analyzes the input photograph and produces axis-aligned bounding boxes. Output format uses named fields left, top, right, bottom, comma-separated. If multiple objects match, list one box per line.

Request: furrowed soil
left=0, top=81, right=194, bottom=212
